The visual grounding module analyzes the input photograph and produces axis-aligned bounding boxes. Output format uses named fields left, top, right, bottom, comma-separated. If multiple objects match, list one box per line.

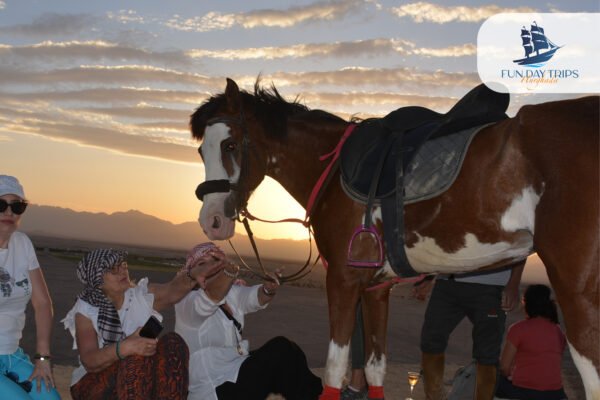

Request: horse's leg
left=321, top=265, right=363, bottom=400
left=517, top=96, right=600, bottom=399
left=535, top=201, right=600, bottom=399
left=361, top=286, right=391, bottom=400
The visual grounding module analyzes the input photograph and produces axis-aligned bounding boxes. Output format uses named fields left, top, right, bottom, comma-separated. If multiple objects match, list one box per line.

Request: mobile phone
left=139, top=316, right=163, bottom=339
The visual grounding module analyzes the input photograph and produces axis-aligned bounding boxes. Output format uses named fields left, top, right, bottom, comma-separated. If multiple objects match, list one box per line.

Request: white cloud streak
left=266, top=67, right=479, bottom=91
left=390, top=2, right=537, bottom=24
left=166, top=0, right=366, bottom=31
left=187, top=39, right=475, bottom=60
left=107, top=9, right=148, bottom=25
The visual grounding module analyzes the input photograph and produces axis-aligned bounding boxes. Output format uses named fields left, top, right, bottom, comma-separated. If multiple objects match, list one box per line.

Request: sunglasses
left=0, top=199, right=28, bottom=215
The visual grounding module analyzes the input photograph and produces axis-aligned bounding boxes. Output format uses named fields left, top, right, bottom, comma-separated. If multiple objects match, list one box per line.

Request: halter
left=195, top=103, right=317, bottom=283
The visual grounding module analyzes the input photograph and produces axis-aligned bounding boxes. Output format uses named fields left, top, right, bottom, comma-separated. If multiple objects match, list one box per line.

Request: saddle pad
left=404, top=124, right=487, bottom=204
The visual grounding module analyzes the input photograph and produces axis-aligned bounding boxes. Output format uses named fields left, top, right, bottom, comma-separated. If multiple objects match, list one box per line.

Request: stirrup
left=347, top=224, right=384, bottom=268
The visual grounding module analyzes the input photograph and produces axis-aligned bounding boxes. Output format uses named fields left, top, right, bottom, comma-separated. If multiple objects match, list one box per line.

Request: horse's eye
left=224, top=142, right=236, bottom=152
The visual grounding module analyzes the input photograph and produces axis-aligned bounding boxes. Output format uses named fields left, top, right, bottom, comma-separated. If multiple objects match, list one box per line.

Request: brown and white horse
left=191, top=78, right=599, bottom=399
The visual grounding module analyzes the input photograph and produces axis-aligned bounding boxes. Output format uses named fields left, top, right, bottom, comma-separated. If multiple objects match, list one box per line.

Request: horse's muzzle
left=196, top=179, right=242, bottom=219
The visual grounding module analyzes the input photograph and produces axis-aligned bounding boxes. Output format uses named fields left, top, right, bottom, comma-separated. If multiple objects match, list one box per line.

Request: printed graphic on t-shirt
left=0, top=266, right=30, bottom=297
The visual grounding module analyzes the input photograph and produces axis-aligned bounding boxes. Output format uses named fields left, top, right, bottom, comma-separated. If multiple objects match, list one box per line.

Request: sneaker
left=341, top=386, right=368, bottom=400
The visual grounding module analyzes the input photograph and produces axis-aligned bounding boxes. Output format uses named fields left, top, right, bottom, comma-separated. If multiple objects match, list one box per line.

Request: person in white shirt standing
left=0, top=174, right=60, bottom=400
left=175, top=242, right=322, bottom=400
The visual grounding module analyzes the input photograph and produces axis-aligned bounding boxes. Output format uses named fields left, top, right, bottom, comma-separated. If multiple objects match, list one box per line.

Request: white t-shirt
left=62, top=278, right=162, bottom=386
left=0, top=231, right=39, bottom=354
left=175, top=284, right=267, bottom=400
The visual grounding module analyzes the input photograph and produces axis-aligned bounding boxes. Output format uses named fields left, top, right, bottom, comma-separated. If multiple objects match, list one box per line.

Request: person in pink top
left=495, top=284, right=568, bottom=400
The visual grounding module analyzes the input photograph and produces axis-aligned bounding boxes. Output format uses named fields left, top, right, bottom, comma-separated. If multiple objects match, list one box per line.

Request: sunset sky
left=0, top=0, right=597, bottom=241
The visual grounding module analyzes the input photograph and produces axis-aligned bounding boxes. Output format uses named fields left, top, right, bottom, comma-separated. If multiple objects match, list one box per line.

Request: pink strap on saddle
left=366, top=274, right=427, bottom=291
left=305, top=124, right=356, bottom=220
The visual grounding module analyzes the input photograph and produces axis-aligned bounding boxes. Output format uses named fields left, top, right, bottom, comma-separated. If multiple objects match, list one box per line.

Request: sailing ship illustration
left=513, top=21, right=561, bottom=67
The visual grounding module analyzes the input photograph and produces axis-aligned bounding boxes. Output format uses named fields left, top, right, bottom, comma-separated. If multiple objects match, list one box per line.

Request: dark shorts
left=420, top=279, right=506, bottom=365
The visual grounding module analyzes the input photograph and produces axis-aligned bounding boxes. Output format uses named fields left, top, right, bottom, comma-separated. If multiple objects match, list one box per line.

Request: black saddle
left=339, top=84, right=509, bottom=276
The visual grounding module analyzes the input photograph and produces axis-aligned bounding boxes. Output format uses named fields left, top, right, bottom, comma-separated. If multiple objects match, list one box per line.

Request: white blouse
left=175, top=284, right=267, bottom=400
left=62, top=278, right=162, bottom=386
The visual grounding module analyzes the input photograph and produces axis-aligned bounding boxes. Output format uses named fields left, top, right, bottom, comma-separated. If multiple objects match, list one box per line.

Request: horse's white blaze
left=364, top=352, right=386, bottom=387
left=568, top=342, right=600, bottom=400
left=198, top=123, right=238, bottom=240
left=201, top=123, right=238, bottom=181
left=407, top=233, right=530, bottom=273
left=500, top=186, right=541, bottom=234
left=324, top=340, right=349, bottom=388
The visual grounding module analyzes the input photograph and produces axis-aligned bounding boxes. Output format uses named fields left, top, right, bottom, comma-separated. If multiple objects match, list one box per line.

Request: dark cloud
left=0, top=87, right=207, bottom=105
left=0, top=65, right=213, bottom=87
left=75, top=105, right=190, bottom=121
left=0, top=13, right=99, bottom=36
left=0, top=41, right=191, bottom=66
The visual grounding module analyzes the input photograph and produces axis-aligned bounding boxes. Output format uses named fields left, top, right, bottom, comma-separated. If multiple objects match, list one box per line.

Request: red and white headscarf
left=181, top=242, right=225, bottom=276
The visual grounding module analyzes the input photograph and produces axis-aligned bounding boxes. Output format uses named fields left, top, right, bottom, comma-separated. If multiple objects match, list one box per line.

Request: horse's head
left=190, top=78, right=270, bottom=240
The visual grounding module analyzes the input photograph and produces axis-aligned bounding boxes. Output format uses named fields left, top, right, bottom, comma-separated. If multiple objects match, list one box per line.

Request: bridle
left=195, top=114, right=251, bottom=220
left=195, top=104, right=316, bottom=284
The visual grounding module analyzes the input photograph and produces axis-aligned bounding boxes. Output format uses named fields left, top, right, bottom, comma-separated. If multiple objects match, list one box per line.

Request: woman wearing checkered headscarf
left=76, top=249, right=128, bottom=345
left=63, top=247, right=225, bottom=400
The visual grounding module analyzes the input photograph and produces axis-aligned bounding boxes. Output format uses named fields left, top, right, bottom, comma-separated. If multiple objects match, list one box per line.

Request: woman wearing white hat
left=0, top=175, right=61, bottom=399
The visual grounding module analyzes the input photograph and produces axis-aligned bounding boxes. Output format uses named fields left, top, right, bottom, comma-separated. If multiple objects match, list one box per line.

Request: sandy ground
left=22, top=244, right=585, bottom=399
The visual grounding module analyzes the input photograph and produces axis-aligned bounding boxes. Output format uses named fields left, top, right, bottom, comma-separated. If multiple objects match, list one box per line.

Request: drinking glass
left=406, top=371, right=421, bottom=400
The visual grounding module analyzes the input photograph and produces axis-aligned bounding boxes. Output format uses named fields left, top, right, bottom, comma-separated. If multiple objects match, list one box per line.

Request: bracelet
left=262, top=285, right=275, bottom=297
left=33, top=353, right=51, bottom=361
left=223, top=266, right=239, bottom=279
left=116, top=341, right=125, bottom=360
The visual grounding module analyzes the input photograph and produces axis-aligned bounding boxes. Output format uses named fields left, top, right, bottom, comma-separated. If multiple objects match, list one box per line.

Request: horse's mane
left=190, top=79, right=345, bottom=140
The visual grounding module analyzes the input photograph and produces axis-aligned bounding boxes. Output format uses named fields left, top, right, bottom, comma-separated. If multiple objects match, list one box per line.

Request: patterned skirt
left=71, top=332, right=189, bottom=400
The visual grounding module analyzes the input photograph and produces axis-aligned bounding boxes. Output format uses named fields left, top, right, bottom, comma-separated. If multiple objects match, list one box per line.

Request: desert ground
left=21, top=236, right=585, bottom=399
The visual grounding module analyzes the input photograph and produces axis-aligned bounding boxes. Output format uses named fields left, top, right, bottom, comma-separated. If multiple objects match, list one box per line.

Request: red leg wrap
left=319, top=385, right=341, bottom=400
left=368, top=385, right=385, bottom=399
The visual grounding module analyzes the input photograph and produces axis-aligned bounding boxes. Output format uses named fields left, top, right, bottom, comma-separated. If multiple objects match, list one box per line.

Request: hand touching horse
left=191, top=78, right=599, bottom=399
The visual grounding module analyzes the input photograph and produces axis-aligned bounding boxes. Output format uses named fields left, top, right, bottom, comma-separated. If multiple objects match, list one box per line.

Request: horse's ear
left=225, top=78, right=241, bottom=112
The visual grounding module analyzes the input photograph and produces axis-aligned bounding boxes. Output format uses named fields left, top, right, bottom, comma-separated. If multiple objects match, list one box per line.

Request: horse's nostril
left=212, top=216, right=221, bottom=229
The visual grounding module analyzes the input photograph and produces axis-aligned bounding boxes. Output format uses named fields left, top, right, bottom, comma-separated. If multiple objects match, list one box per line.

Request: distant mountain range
left=20, top=204, right=312, bottom=262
